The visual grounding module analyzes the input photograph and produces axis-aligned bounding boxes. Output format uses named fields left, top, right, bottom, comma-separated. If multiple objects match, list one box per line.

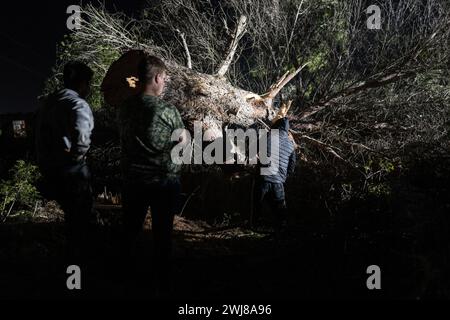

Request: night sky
left=0, top=1, right=146, bottom=114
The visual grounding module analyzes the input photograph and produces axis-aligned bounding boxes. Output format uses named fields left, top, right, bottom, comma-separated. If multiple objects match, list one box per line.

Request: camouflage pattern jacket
left=119, top=94, right=185, bottom=183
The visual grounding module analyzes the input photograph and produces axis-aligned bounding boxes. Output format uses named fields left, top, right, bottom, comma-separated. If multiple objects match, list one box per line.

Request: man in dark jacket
left=35, top=61, right=95, bottom=261
left=118, top=55, right=185, bottom=294
left=253, top=116, right=296, bottom=232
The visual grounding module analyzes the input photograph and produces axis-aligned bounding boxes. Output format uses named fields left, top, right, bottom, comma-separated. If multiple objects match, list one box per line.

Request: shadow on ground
left=0, top=210, right=440, bottom=300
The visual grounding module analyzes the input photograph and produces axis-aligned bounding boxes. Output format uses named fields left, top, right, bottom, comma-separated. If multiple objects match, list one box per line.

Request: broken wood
left=102, top=49, right=305, bottom=134
left=176, top=28, right=192, bottom=69
left=216, top=15, right=248, bottom=78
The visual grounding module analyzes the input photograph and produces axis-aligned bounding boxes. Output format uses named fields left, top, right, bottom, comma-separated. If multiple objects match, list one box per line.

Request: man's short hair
left=63, top=61, right=93, bottom=89
left=137, top=55, right=167, bottom=84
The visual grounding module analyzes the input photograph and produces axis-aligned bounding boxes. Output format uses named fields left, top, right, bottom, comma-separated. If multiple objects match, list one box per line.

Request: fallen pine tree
left=44, top=1, right=450, bottom=185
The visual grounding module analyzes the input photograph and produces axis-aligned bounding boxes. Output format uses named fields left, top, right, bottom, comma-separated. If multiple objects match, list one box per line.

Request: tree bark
left=102, top=50, right=293, bottom=137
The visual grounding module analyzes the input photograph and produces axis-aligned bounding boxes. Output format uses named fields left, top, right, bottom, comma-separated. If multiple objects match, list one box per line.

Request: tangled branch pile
left=45, top=0, right=450, bottom=184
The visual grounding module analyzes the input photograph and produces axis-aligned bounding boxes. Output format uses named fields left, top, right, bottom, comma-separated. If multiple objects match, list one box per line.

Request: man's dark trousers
left=253, top=179, right=288, bottom=228
left=41, top=162, right=94, bottom=262
left=122, top=177, right=181, bottom=288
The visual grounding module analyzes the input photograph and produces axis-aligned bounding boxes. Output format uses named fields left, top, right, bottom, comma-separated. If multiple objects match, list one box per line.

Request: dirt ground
left=1, top=199, right=442, bottom=300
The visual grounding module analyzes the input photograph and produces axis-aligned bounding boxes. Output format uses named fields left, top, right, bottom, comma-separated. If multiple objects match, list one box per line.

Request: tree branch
left=299, top=70, right=417, bottom=120
left=262, top=62, right=309, bottom=103
left=280, top=0, right=305, bottom=68
left=216, top=15, right=247, bottom=77
left=298, top=24, right=449, bottom=121
left=176, top=28, right=192, bottom=69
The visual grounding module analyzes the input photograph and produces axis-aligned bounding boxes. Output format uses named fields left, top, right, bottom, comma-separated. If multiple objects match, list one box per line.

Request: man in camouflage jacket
left=118, top=55, right=185, bottom=294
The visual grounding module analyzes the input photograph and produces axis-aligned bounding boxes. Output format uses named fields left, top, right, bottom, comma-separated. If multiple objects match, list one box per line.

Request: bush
left=0, top=160, right=42, bottom=221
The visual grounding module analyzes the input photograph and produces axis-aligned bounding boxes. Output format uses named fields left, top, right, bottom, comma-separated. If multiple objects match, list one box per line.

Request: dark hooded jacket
left=35, top=89, right=94, bottom=171
left=261, top=118, right=296, bottom=184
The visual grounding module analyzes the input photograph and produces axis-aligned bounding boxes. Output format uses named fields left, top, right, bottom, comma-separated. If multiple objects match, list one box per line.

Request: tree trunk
left=164, top=64, right=270, bottom=133
left=102, top=49, right=297, bottom=137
